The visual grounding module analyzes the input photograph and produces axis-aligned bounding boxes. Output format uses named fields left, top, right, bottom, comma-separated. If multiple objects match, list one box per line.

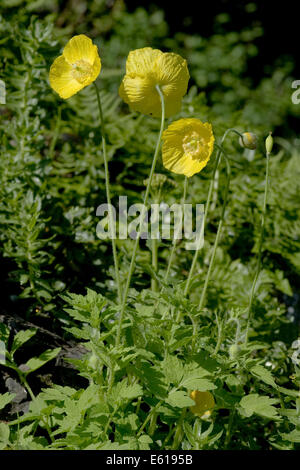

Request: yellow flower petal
left=119, top=74, right=159, bottom=116
left=49, top=55, right=83, bottom=99
left=125, top=47, right=163, bottom=76
left=63, top=34, right=98, bottom=65
left=49, top=35, right=101, bottom=99
left=190, top=390, right=215, bottom=418
left=162, top=118, right=214, bottom=177
left=119, top=47, right=189, bottom=117
left=155, top=52, right=189, bottom=99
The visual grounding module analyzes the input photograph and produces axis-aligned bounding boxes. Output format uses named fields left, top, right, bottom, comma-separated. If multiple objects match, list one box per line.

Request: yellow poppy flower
left=119, top=47, right=189, bottom=118
left=49, top=35, right=101, bottom=99
left=162, top=118, right=214, bottom=177
left=190, top=390, right=215, bottom=418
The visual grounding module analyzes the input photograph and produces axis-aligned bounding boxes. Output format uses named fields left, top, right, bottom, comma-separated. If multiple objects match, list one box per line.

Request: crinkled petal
left=119, top=48, right=189, bottom=117
left=86, top=53, right=101, bottom=85
left=155, top=52, right=189, bottom=98
left=125, top=47, right=163, bottom=76
left=119, top=75, right=161, bottom=116
left=49, top=55, right=83, bottom=99
left=163, top=145, right=209, bottom=177
left=63, top=34, right=98, bottom=65
left=162, top=118, right=214, bottom=177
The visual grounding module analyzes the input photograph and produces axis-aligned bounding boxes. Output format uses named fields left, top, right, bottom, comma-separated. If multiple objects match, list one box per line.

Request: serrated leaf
left=24, top=347, right=61, bottom=375
left=0, top=423, right=10, bottom=448
left=181, top=378, right=216, bottom=391
left=138, top=434, right=153, bottom=450
left=162, top=355, right=184, bottom=386
left=11, top=329, right=37, bottom=357
left=281, top=429, right=300, bottom=443
left=0, top=323, right=10, bottom=345
left=239, top=394, right=280, bottom=419
left=110, top=379, right=143, bottom=405
left=0, top=392, right=15, bottom=410
left=250, top=365, right=277, bottom=388
left=180, top=364, right=214, bottom=391
left=166, top=390, right=194, bottom=408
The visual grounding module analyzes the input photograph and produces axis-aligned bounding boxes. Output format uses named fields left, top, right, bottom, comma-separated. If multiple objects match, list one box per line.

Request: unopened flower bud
left=265, top=132, right=273, bottom=154
left=88, top=352, right=98, bottom=370
left=239, top=132, right=258, bottom=150
left=229, top=344, right=240, bottom=359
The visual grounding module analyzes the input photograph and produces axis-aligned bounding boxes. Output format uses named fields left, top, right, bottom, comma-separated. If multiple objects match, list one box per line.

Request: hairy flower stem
left=224, top=409, right=235, bottom=449
left=151, top=237, right=158, bottom=292
left=171, top=408, right=186, bottom=449
left=137, top=400, right=163, bottom=438
left=49, top=106, right=61, bottom=159
left=165, top=176, right=188, bottom=281
left=244, top=151, right=270, bottom=344
left=198, top=156, right=231, bottom=311
left=94, top=82, right=122, bottom=303
left=184, top=128, right=242, bottom=297
left=115, top=85, right=165, bottom=347
left=151, top=190, right=161, bottom=292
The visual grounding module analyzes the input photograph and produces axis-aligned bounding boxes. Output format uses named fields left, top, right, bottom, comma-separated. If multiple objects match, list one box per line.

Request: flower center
left=182, top=131, right=206, bottom=159
left=72, top=60, right=93, bottom=84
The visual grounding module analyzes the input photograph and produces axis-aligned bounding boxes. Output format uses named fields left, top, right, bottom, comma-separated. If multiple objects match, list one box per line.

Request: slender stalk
left=137, top=400, right=163, bottom=437
left=224, top=409, right=235, bottom=449
left=198, top=157, right=231, bottom=311
left=93, top=82, right=122, bottom=303
left=18, top=372, right=35, bottom=401
left=165, top=176, right=188, bottom=281
left=151, top=237, right=158, bottom=292
left=171, top=408, right=186, bottom=449
left=244, top=151, right=270, bottom=344
left=184, top=128, right=242, bottom=297
left=151, top=185, right=163, bottom=291
left=115, top=85, right=165, bottom=347
left=49, top=106, right=61, bottom=159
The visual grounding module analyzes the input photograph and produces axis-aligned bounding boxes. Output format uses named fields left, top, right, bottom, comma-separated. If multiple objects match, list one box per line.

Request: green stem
left=94, top=83, right=122, bottom=304
left=224, top=409, right=235, bottom=449
left=151, top=235, right=158, bottom=292
left=151, top=186, right=163, bottom=291
left=163, top=425, right=176, bottom=447
left=212, top=313, right=225, bottom=356
left=184, top=128, right=242, bottom=297
left=18, top=373, right=35, bottom=401
left=137, top=400, right=163, bottom=437
left=115, top=85, right=165, bottom=347
left=198, top=156, right=231, bottom=311
left=244, top=151, right=270, bottom=344
left=165, top=176, right=188, bottom=281
left=171, top=408, right=186, bottom=450
left=49, top=106, right=61, bottom=159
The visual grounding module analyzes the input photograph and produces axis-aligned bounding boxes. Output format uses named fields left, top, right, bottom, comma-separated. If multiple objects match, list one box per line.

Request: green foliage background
left=0, top=0, right=299, bottom=450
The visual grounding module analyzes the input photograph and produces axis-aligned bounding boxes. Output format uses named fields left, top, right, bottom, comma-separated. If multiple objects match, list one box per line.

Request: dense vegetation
left=0, top=0, right=300, bottom=450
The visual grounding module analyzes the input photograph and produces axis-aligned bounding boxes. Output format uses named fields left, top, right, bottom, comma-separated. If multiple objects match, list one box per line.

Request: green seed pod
left=88, top=352, right=98, bottom=370
left=229, top=344, right=240, bottom=359
left=265, top=132, right=273, bottom=154
left=239, top=132, right=258, bottom=150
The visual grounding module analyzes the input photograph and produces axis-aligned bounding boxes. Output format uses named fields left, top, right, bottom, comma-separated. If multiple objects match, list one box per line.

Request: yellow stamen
left=183, top=131, right=207, bottom=160
left=72, top=60, right=93, bottom=84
